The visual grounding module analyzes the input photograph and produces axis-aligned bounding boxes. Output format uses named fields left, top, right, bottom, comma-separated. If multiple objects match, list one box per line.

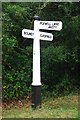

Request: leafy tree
left=2, top=2, right=80, bottom=100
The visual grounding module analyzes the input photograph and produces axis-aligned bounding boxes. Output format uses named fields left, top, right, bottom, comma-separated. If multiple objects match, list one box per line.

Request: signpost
left=22, top=16, right=62, bottom=108
left=22, top=29, right=53, bottom=41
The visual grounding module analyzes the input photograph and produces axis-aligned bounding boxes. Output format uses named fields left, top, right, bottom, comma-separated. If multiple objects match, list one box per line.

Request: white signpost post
left=22, top=16, right=62, bottom=108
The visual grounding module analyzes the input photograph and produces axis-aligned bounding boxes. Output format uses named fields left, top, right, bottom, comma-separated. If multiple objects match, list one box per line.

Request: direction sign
left=22, top=29, right=53, bottom=41
left=22, top=29, right=34, bottom=39
left=38, top=21, right=62, bottom=31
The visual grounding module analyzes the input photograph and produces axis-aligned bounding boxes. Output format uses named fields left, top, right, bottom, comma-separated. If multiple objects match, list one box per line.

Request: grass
left=2, top=95, right=79, bottom=118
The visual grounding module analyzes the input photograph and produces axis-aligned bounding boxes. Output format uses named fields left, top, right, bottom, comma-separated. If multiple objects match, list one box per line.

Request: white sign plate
left=22, top=29, right=53, bottom=41
left=38, top=21, right=62, bottom=31
left=22, top=29, right=34, bottom=39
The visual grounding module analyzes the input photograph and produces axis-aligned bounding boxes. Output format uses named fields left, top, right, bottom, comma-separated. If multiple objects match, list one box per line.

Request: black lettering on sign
left=29, top=32, right=33, bottom=36
left=48, top=25, right=57, bottom=29
left=24, top=32, right=27, bottom=35
left=44, top=22, right=48, bottom=25
left=40, top=22, right=45, bottom=25
left=40, top=22, right=51, bottom=26
left=45, top=35, right=51, bottom=38
left=40, top=34, right=51, bottom=38
left=40, top=34, right=43, bottom=37
left=24, top=32, right=33, bottom=36
left=40, top=22, right=42, bottom=25
left=45, top=22, right=50, bottom=25
left=48, top=23, right=59, bottom=29
left=54, top=23, right=59, bottom=25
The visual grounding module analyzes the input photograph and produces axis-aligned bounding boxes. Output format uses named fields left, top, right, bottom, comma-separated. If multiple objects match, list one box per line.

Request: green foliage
left=41, top=45, right=79, bottom=95
left=2, top=2, right=80, bottom=100
left=41, top=46, right=66, bottom=84
left=2, top=35, right=32, bottom=100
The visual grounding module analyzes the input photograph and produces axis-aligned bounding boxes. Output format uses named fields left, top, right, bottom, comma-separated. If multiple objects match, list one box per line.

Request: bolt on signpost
left=22, top=16, right=62, bottom=108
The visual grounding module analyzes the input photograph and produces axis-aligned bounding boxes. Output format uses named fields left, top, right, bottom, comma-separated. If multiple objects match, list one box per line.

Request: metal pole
left=31, top=16, right=41, bottom=108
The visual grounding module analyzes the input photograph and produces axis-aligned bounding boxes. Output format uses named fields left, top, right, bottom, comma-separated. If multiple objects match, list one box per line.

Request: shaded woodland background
left=2, top=2, right=80, bottom=101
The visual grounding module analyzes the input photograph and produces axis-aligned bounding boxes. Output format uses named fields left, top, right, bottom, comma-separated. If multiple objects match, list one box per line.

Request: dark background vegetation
left=2, top=2, right=80, bottom=101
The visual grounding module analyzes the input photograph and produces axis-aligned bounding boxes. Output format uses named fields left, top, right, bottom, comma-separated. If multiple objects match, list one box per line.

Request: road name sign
left=22, top=29, right=53, bottom=41
left=38, top=21, right=62, bottom=31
